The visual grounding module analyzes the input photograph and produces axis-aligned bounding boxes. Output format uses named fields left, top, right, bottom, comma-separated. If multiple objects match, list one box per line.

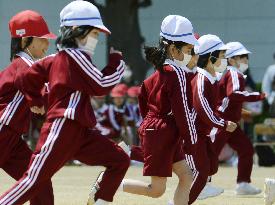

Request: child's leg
left=75, top=129, right=130, bottom=202
left=0, top=118, right=81, bottom=205
left=1, top=127, right=54, bottom=205
left=173, top=160, right=193, bottom=205
left=122, top=176, right=167, bottom=198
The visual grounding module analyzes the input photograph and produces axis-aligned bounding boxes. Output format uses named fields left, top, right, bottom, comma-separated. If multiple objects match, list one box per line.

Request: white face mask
left=78, top=36, right=98, bottom=56
left=174, top=54, right=192, bottom=67
left=214, top=58, right=227, bottom=73
left=239, top=63, right=249, bottom=73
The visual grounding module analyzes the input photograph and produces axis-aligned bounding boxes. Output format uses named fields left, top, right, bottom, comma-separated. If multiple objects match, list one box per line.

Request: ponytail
left=144, top=38, right=168, bottom=71
left=144, top=37, right=188, bottom=71
left=56, top=25, right=94, bottom=50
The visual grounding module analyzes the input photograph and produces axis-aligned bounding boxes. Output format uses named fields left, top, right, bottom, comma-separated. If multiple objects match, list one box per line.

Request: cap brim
left=94, top=24, right=111, bottom=35
left=111, top=94, right=125, bottom=97
left=226, top=48, right=251, bottom=58
left=218, top=43, right=230, bottom=51
left=40, top=32, right=57, bottom=39
left=160, top=32, right=198, bottom=45
left=184, top=35, right=199, bottom=46
left=234, top=49, right=251, bottom=55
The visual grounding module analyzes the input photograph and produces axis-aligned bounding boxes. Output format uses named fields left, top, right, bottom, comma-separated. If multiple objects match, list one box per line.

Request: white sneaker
left=167, top=200, right=174, bottom=205
left=118, top=141, right=130, bottom=156
left=87, top=171, right=105, bottom=205
left=264, top=178, right=275, bottom=205
left=197, top=183, right=224, bottom=200
left=236, top=182, right=261, bottom=195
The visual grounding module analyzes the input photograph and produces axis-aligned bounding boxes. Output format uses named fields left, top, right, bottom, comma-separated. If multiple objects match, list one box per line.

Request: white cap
left=195, top=34, right=229, bottom=55
left=60, top=0, right=110, bottom=34
left=225, top=42, right=251, bottom=58
left=160, top=15, right=198, bottom=45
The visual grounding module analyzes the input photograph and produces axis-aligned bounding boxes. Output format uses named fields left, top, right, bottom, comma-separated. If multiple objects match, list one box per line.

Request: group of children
left=91, top=84, right=142, bottom=145
left=0, top=1, right=274, bottom=205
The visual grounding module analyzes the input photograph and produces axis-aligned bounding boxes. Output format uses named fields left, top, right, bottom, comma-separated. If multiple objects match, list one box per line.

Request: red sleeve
left=166, top=68, right=197, bottom=144
left=138, top=83, right=148, bottom=119
left=192, top=74, right=226, bottom=129
left=65, top=49, right=125, bottom=96
left=15, top=55, right=54, bottom=107
left=226, top=70, right=265, bottom=102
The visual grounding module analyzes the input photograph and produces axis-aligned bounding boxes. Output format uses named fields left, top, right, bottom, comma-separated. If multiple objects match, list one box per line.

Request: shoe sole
left=198, top=190, right=224, bottom=200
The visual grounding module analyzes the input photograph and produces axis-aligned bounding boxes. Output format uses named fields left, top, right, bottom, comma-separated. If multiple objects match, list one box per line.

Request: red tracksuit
left=0, top=49, right=130, bottom=205
left=138, top=59, right=196, bottom=177
left=0, top=52, right=53, bottom=205
left=214, top=66, right=265, bottom=183
left=130, top=66, right=197, bottom=167
left=188, top=68, right=227, bottom=204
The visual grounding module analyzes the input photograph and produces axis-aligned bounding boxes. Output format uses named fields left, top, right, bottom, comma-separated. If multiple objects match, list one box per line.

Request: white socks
left=95, top=199, right=109, bottom=205
left=118, top=179, right=125, bottom=191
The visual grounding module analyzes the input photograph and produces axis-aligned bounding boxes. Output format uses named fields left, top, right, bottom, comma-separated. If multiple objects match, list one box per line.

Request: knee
left=174, top=164, right=193, bottom=184
left=118, top=151, right=131, bottom=169
left=149, top=185, right=166, bottom=198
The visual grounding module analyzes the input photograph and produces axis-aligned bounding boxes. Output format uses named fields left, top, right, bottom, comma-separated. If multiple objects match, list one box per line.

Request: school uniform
left=0, top=49, right=129, bottom=204
left=213, top=65, right=265, bottom=183
left=99, top=103, right=134, bottom=140
left=138, top=59, right=197, bottom=177
left=0, top=52, right=54, bottom=205
left=188, top=67, right=226, bottom=204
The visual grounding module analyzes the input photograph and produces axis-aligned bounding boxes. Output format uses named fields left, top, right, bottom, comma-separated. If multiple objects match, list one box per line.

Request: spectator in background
left=99, top=84, right=135, bottom=144
left=262, top=52, right=275, bottom=116
left=127, top=86, right=142, bottom=145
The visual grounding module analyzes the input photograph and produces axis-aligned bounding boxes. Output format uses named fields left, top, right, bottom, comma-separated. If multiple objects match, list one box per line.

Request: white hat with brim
left=160, top=15, right=198, bottom=45
left=60, top=1, right=110, bottom=34
left=195, top=34, right=229, bottom=55
left=225, top=42, right=251, bottom=58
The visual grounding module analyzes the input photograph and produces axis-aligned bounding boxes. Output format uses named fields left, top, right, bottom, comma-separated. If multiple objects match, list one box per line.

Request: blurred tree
left=88, top=0, right=152, bottom=83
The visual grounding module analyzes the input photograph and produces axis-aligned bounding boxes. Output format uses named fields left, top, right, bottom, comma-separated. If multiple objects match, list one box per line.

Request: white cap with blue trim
left=195, top=34, right=228, bottom=55
left=60, top=0, right=110, bottom=34
left=160, top=15, right=198, bottom=45
left=225, top=42, right=251, bottom=58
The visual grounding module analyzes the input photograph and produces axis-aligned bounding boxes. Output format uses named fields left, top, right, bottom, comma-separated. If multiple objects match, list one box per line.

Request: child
left=113, top=15, right=198, bottom=205
left=99, top=84, right=135, bottom=143
left=213, top=41, right=265, bottom=195
left=0, top=1, right=129, bottom=205
left=0, top=10, right=56, bottom=205
left=187, top=34, right=237, bottom=204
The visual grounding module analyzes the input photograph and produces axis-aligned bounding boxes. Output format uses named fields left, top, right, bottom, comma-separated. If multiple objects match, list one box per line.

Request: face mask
left=239, top=63, right=249, bottom=73
left=78, top=36, right=98, bottom=56
left=174, top=54, right=192, bottom=67
left=214, top=58, right=227, bottom=73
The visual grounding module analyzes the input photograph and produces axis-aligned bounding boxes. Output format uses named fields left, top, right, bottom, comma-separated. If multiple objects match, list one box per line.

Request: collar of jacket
left=164, top=59, right=195, bottom=73
left=227, top=66, right=247, bottom=79
left=197, top=67, right=217, bottom=84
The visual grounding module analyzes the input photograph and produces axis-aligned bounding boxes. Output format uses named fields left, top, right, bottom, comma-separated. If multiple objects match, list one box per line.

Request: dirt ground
left=0, top=165, right=273, bottom=205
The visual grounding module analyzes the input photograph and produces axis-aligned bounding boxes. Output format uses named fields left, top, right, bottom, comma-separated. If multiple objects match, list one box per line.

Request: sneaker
left=197, top=183, right=224, bottom=200
left=264, top=178, right=275, bottom=205
left=236, top=182, right=261, bottom=195
left=118, top=141, right=130, bottom=156
left=167, top=200, right=174, bottom=205
left=87, top=171, right=105, bottom=205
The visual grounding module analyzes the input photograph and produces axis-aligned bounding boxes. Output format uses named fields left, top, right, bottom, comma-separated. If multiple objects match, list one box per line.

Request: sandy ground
left=0, top=165, right=274, bottom=205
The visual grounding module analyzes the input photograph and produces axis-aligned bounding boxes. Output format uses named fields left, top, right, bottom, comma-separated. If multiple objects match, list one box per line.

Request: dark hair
left=228, top=54, right=249, bottom=66
left=10, top=37, right=33, bottom=61
left=239, top=54, right=249, bottom=59
left=144, top=37, right=188, bottom=71
left=197, top=50, right=220, bottom=68
left=56, top=25, right=95, bottom=49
